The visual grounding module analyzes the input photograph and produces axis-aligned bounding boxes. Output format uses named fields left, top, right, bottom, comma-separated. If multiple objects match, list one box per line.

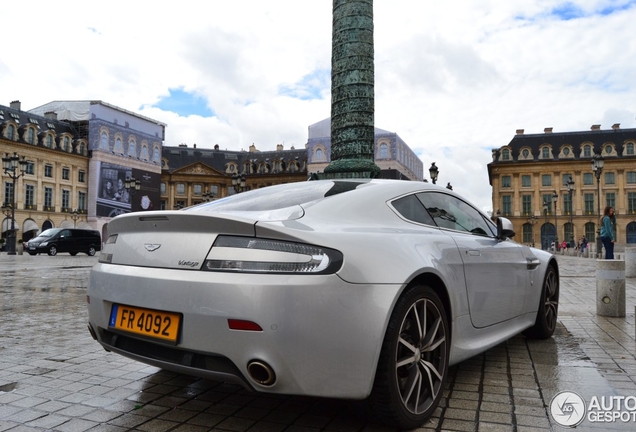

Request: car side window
left=60, top=229, right=71, bottom=238
left=391, top=194, right=436, bottom=226
left=416, top=192, right=495, bottom=237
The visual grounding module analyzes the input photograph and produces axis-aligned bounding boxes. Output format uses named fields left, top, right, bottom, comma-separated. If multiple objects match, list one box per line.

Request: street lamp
left=2, top=152, right=28, bottom=255
left=527, top=215, right=538, bottom=248
left=70, top=209, right=80, bottom=228
left=429, top=162, right=439, bottom=185
left=232, top=173, right=246, bottom=193
left=543, top=201, right=549, bottom=250
left=202, top=190, right=216, bottom=202
left=566, top=175, right=575, bottom=245
left=124, top=176, right=141, bottom=196
left=592, top=153, right=605, bottom=257
left=552, top=191, right=558, bottom=249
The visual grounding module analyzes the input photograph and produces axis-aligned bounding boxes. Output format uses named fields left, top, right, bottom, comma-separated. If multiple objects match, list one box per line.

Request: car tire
left=369, top=284, right=449, bottom=429
left=70, top=252, right=77, bottom=256
left=48, top=245, right=57, bottom=256
left=87, top=246, right=96, bottom=256
left=28, top=252, right=36, bottom=256
left=523, top=264, right=559, bottom=339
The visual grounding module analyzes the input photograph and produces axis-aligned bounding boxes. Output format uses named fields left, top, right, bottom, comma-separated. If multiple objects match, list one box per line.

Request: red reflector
left=228, top=319, right=263, bottom=331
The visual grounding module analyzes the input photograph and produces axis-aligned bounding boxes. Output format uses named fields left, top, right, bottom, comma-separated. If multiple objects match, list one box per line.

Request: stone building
left=488, top=125, right=636, bottom=250
left=160, top=143, right=308, bottom=209
left=306, top=118, right=423, bottom=181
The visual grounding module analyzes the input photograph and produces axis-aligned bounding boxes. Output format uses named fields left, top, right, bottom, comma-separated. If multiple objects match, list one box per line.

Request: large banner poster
left=96, top=163, right=160, bottom=217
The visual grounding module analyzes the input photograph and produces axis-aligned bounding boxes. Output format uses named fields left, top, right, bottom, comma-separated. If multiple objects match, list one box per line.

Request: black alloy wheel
left=370, top=285, right=449, bottom=429
left=523, top=264, right=559, bottom=339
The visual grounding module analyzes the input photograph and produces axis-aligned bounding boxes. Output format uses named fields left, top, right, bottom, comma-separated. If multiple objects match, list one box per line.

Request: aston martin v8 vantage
left=87, top=179, right=559, bottom=429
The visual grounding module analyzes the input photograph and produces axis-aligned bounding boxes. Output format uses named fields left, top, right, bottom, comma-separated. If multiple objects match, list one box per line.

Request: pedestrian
left=599, top=206, right=615, bottom=259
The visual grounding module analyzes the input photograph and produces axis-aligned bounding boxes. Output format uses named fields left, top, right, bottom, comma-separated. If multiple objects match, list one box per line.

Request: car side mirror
left=496, top=217, right=516, bottom=240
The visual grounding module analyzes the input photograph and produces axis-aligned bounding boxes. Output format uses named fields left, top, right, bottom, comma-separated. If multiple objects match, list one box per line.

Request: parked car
left=87, top=179, right=559, bottom=428
left=26, top=228, right=101, bottom=256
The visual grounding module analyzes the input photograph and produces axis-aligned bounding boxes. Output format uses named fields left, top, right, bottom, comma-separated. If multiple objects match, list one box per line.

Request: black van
left=25, top=228, right=102, bottom=256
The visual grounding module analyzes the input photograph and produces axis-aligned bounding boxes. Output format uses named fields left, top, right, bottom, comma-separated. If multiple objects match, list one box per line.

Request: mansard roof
left=491, top=126, right=636, bottom=163
left=162, top=145, right=307, bottom=174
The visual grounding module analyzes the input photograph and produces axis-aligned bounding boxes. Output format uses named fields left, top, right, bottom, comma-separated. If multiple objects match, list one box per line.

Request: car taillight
left=203, top=235, right=343, bottom=274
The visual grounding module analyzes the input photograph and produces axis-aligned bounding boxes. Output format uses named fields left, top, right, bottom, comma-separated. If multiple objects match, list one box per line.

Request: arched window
left=7, top=124, right=15, bottom=140
left=128, top=140, right=136, bottom=157
left=114, top=138, right=124, bottom=154
left=78, top=142, right=86, bottom=154
left=153, top=147, right=160, bottom=163
left=64, top=136, right=70, bottom=151
left=522, top=223, right=533, bottom=244
left=583, top=145, right=591, bottom=157
left=27, top=127, right=35, bottom=144
left=626, top=143, right=634, bottom=155
left=501, top=149, right=510, bottom=160
left=380, top=143, right=388, bottom=158
left=542, top=147, right=550, bottom=158
left=316, top=148, right=323, bottom=161
left=140, top=145, right=149, bottom=161
left=46, top=134, right=53, bottom=148
left=627, top=222, right=636, bottom=243
left=605, top=144, right=613, bottom=154
left=101, top=132, right=109, bottom=149
left=585, top=222, right=596, bottom=242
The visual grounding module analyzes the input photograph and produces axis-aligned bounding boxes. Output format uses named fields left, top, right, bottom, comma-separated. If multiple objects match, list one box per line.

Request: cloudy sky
left=2, top=0, right=635, bottom=211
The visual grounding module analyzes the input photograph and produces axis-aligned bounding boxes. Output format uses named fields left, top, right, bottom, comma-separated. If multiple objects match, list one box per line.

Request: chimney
left=44, top=111, right=58, bottom=120
left=544, top=127, right=553, bottom=133
left=10, top=100, right=21, bottom=111
left=277, top=144, right=284, bottom=151
left=591, top=124, right=601, bottom=131
left=193, top=143, right=197, bottom=149
left=612, top=123, right=620, bottom=130
left=249, top=144, right=257, bottom=152
left=516, top=129, right=524, bottom=135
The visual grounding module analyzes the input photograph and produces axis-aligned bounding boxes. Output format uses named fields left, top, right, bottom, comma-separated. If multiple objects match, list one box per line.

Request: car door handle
left=467, top=250, right=480, bottom=256
left=527, top=258, right=541, bottom=270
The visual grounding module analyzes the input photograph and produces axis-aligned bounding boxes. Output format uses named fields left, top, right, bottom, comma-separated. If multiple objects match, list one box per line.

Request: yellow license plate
left=109, top=304, right=181, bottom=343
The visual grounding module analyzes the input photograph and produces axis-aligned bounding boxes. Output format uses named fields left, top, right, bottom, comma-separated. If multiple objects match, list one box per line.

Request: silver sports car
left=87, top=179, right=559, bottom=429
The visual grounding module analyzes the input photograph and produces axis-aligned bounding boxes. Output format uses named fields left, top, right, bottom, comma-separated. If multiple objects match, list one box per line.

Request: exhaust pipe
left=247, top=360, right=276, bottom=386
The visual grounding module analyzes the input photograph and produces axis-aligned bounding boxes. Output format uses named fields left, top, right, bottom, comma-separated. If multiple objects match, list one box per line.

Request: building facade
left=160, top=143, right=308, bottom=209
left=488, top=125, right=636, bottom=249
left=1, top=100, right=165, bottom=245
left=2, top=100, right=422, bottom=250
left=307, top=118, right=424, bottom=181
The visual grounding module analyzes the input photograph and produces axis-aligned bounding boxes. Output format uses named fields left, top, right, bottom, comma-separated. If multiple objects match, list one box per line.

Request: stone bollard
left=596, top=259, right=625, bottom=317
left=626, top=247, right=636, bottom=278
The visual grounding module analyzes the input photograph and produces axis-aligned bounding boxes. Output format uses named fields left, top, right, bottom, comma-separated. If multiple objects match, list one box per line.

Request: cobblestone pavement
left=0, top=253, right=635, bottom=431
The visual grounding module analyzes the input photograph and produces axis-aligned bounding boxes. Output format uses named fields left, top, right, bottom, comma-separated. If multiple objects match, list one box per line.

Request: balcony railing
left=24, top=204, right=37, bottom=210
left=43, top=205, right=55, bottom=212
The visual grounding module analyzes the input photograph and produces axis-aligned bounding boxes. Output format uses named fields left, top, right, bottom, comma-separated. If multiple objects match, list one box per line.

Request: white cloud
left=1, top=0, right=635, bottom=211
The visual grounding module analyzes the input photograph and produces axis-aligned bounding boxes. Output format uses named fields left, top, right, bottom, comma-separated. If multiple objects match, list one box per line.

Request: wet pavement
left=0, top=253, right=635, bottom=431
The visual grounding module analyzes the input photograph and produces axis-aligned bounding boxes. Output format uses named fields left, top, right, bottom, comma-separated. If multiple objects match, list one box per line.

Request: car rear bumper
left=87, top=263, right=402, bottom=399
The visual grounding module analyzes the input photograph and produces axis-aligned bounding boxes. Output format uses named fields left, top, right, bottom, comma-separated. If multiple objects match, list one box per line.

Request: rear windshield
left=191, top=180, right=372, bottom=212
